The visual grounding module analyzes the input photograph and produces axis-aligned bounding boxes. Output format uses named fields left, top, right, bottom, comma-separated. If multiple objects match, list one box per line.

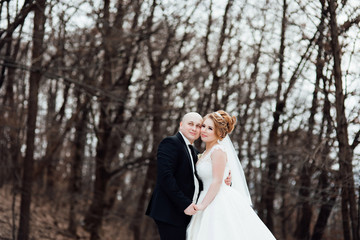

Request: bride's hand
left=184, top=203, right=197, bottom=215
left=194, top=204, right=206, bottom=211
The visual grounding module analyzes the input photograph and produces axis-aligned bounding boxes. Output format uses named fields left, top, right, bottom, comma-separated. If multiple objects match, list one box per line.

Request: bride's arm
left=195, top=149, right=227, bottom=211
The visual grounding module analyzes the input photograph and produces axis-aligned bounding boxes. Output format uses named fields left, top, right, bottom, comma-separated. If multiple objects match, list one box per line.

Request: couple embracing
left=146, top=110, right=276, bottom=240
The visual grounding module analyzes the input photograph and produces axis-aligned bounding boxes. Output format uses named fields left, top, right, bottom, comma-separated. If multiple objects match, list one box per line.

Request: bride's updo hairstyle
left=204, top=110, right=236, bottom=140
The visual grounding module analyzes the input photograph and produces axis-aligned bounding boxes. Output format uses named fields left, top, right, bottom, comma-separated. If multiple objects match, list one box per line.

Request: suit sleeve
left=157, top=138, right=192, bottom=211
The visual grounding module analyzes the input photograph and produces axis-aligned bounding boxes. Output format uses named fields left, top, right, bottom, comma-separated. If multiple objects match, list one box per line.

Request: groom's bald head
left=181, top=112, right=202, bottom=123
left=179, top=112, right=203, bottom=144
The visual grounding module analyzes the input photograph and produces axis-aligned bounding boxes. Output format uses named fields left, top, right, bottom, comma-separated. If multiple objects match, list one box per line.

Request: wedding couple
left=146, top=110, right=276, bottom=240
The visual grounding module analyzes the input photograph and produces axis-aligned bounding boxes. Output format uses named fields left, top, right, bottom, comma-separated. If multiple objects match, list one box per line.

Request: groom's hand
left=184, top=203, right=197, bottom=215
left=224, top=170, right=232, bottom=186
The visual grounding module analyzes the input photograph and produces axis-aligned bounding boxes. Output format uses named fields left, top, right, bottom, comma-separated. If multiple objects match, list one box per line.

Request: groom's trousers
left=155, top=220, right=187, bottom=240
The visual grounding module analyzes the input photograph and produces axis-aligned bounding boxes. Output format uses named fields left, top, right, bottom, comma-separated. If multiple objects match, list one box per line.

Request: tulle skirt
left=186, top=185, right=276, bottom=240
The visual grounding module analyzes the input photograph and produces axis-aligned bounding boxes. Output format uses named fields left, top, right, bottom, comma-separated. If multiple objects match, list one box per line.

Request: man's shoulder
left=157, top=134, right=184, bottom=154
left=159, top=133, right=187, bottom=148
left=161, top=133, right=182, bottom=144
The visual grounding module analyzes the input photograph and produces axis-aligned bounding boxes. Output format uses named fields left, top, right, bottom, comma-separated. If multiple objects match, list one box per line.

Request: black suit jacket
left=146, top=132, right=200, bottom=227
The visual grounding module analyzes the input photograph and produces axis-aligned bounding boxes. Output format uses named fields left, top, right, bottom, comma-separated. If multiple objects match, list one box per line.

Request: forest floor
left=0, top=186, right=136, bottom=240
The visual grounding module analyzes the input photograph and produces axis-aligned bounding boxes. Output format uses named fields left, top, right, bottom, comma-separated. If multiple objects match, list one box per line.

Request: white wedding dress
left=186, top=144, right=276, bottom=240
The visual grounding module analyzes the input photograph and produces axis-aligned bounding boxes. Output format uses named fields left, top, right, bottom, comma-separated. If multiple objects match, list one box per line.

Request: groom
left=146, top=112, right=230, bottom=240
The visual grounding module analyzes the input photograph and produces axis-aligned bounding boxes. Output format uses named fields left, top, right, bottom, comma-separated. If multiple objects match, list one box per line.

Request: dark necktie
left=188, top=144, right=201, bottom=180
left=188, top=144, right=203, bottom=200
left=188, top=144, right=197, bottom=165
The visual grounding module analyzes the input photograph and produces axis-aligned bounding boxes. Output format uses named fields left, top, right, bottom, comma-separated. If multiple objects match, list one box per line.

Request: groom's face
left=179, top=113, right=202, bottom=144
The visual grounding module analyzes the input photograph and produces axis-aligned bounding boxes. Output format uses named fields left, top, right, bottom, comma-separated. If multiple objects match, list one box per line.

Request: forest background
left=0, top=0, right=359, bottom=240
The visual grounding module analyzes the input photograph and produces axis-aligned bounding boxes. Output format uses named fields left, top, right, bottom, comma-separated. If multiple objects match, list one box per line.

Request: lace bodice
left=196, top=144, right=229, bottom=191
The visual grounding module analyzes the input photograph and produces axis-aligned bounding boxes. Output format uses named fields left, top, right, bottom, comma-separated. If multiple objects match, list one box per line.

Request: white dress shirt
left=179, top=131, right=200, bottom=203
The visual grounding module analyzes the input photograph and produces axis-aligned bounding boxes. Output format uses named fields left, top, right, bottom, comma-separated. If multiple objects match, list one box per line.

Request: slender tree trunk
left=328, top=1, right=359, bottom=240
left=82, top=1, right=133, bottom=237
left=253, top=74, right=269, bottom=212
left=84, top=100, right=112, bottom=240
left=203, top=0, right=233, bottom=111
left=130, top=2, right=163, bottom=234
left=85, top=60, right=111, bottom=239
left=2, top=24, right=23, bottom=239
left=68, top=95, right=88, bottom=236
left=311, top=168, right=337, bottom=240
left=84, top=0, right=141, bottom=237
left=0, top=30, right=13, bottom=89
left=311, top=75, right=336, bottom=240
left=44, top=82, right=57, bottom=199
left=259, top=0, right=287, bottom=231
left=237, top=80, right=253, bottom=163
left=294, top=1, right=326, bottom=235
left=294, top=80, right=318, bottom=239
left=85, top=147, right=110, bottom=240
left=0, top=0, right=35, bottom=50
left=261, top=100, right=284, bottom=231
left=311, top=188, right=337, bottom=240
left=132, top=74, right=163, bottom=239
left=17, top=0, right=46, bottom=239
left=83, top=1, right=114, bottom=238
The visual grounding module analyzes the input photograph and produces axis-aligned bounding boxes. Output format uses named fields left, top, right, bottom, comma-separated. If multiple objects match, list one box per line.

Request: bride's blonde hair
left=204, top=110, right=236, bottom=140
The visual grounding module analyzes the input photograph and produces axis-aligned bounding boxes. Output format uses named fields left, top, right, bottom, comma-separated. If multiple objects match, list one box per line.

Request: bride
left=186, top=110, right=276, bottom=240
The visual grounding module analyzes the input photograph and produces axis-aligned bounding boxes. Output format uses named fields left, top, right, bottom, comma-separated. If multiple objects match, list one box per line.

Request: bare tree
left=328, top=0, right=359, bottom=239
left=259, top=0, right=288, bottom=230
left=83, top=1, right=147, bottom=239
left=199, top=0, right=244, bottom=114
left=310, top=67, right=337, bottom=240
left=294, top=0, right=327, bottom=238
left=0, top=0, right=36, bottom=53
left=17, top=0, right=46, bottom=239
left=258, top=0, right=323, bottom=232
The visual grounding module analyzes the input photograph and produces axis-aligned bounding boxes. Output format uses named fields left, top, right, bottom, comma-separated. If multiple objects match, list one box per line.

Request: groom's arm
left=157, top=137, right=192, bottom=212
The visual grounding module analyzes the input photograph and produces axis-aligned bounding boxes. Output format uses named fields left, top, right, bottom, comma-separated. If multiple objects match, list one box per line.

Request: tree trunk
left=294, top=1, right=326, bottom=235
left=0, top=0, right=35, bottom=51
left=85, top=60, right=112, bottom=239
left=44, top=81, right=57, bottom=199
left=130, top=2, right=162, bottom=236
left=311, top=190, right=337, bottom=240
left=17, top=0, right=46, bottom=239
left=259, top=0, right=287, bottom=231
left=311, top=74, right=336, bottom=240
left=68, top=95, right=88, bottom=236
left=0, top=28, right=13, bottom=89
left=328, top=0, right=359, bottom=239
left=261, top=100, right=284, bottom=231
left=83, top=1, right=113, bottom=238
left=84, top=0, right=141, bottom=237
left=203, top=0, right=234, bottom=112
